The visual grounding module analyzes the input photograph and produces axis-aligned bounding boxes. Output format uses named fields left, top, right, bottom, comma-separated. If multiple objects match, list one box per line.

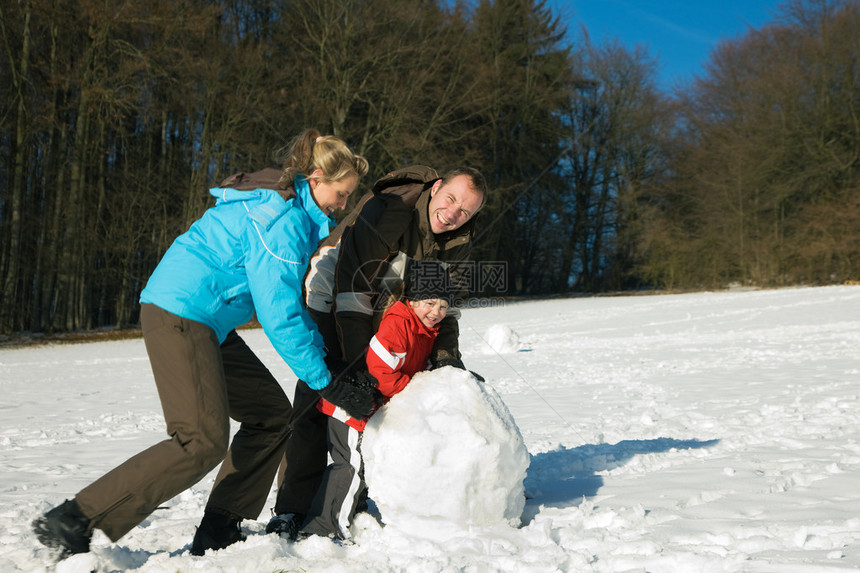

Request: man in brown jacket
left=266, top=165, right=487, bottom=538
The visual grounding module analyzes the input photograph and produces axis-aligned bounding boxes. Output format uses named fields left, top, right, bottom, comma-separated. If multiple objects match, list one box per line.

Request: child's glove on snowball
left=431, top=356, right=485, bottom=383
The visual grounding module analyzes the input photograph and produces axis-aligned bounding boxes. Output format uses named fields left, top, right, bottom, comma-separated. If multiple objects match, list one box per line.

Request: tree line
left=1, top=0, right=858, bottom=335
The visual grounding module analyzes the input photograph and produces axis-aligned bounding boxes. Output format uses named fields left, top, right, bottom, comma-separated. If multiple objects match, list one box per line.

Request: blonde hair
left=278, top=128, right=369, bottom=188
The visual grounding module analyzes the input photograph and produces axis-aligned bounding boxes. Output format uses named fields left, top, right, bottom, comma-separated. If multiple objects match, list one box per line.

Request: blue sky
left=550, top=0, right=786, bottom=89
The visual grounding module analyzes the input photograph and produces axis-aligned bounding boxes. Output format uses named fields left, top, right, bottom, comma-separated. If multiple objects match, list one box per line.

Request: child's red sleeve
left=366, top=315, right=412, bottom=398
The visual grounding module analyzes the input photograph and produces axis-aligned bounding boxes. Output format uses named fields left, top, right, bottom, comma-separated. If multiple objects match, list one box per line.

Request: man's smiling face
left=427, top=175, right=483, bottom=235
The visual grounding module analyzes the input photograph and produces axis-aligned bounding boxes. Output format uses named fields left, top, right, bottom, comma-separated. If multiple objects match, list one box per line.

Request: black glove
left=431, top=356, right=485, bottom=382
left=319, top=369, right=383, bottom=419
left=431, top=356, right=465, bottom=370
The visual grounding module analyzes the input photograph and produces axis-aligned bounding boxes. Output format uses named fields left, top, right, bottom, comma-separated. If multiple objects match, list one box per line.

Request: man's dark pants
left=274, top=308, right=338, bottom=516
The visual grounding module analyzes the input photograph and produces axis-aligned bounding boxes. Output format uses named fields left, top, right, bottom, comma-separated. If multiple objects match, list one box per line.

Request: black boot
left=190, top=510, right=246, bottom=556
left=32, top=499, right=93, bottom=556
left=265, top=512, right=304, bottom=541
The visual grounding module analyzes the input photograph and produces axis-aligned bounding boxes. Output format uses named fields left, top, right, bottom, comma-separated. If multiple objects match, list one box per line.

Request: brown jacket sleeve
left=333, top=194, right=414, bottom=362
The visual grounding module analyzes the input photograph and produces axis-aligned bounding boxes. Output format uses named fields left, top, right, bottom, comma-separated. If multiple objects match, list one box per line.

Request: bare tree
left=559, top=37, right=670, bottom=291
left=0, top=0, right=32, bottom=331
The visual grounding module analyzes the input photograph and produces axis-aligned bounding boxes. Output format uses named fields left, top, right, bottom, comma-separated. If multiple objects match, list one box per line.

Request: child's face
left=410, top=298, right=449, bottom=328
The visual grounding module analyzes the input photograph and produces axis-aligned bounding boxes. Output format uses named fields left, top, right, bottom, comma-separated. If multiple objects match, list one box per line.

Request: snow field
left=0, top=285, right=858, bottom=571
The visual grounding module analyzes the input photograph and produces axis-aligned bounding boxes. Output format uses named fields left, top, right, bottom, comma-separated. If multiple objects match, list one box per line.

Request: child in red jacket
left=299, top=260, right=453, bottom=540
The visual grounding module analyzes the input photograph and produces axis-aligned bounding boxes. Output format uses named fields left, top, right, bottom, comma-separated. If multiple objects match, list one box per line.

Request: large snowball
left=362, top=367, right=529, bottom=539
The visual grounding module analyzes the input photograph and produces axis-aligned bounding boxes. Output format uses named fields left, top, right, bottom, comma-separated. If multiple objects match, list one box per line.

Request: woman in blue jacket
left=32, top=129, right=381, bottom=557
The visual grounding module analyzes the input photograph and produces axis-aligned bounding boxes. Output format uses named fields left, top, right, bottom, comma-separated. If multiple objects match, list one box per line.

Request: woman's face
left=309, top=170, right=359, bottom=216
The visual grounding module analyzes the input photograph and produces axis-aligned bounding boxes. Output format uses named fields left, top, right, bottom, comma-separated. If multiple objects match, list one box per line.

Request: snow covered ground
left=1, top=285, right=859, bottom=572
